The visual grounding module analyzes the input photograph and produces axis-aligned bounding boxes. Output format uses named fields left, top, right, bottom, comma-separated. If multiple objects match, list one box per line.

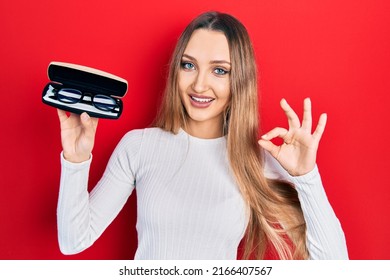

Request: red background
left=1, top=0, right=389, bottom=260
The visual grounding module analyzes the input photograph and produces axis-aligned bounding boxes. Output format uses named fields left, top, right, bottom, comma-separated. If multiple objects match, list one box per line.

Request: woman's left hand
left=258, top=98, right=327, bottom=176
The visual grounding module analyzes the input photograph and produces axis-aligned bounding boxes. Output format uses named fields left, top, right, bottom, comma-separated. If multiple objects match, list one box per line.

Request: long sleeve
left=264, top=152, right=349, bottom=260
left=289, top=167, right=348, bottom=259
left=57, top=130, right=142, bottom=255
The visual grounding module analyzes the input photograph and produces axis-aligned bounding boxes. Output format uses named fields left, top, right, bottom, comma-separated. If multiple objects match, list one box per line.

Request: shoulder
left=110, top=128, right=164, bottom=166
left=120, top=127, right=163, bottom=141
left=118, top=128, right=144, bottom=149
left=119, top=127, right=177, bottom=149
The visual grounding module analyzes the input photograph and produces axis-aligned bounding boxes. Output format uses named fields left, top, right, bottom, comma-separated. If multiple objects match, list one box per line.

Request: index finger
left=280, top=98, right=301, bottom=129
left=57, top=109, right=68, bottom=123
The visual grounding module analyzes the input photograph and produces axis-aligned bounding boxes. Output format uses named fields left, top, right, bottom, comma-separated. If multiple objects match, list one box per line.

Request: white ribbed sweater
left=57, top=128, right=348, bottom=259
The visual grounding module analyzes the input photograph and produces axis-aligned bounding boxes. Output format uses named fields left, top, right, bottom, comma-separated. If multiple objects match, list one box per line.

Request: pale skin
left=57, top=29, right=327, bottom=177
left=258, top=98, right=327, bottom=176
left=178, top=29, right=232, bottom=139
left=57, top=110, right=98, bottom=163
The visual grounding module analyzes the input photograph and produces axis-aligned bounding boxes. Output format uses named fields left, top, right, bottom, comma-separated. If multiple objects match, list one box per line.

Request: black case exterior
left=42, top=62, right=128, bottom=119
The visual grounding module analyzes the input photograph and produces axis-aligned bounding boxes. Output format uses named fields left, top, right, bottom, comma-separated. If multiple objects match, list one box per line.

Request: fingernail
left=261, top=134, right=268, bottom=140
left=81, top=113, right=90, bottom=121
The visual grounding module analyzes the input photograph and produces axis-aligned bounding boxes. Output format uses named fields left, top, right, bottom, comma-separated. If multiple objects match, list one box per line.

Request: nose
left=191, top=70, right=209, bottom=93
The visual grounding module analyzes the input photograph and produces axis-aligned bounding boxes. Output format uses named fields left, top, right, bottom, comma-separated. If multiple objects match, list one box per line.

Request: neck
left=185, top=118, right=224, bottom=139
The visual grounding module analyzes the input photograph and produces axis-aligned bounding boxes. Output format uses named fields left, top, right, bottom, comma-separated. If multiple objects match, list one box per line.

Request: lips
left=189, top=94, right=215, bottom=108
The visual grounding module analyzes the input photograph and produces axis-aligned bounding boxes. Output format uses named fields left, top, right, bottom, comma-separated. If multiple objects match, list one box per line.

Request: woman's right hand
left=57, top=109, right=99, bottom=163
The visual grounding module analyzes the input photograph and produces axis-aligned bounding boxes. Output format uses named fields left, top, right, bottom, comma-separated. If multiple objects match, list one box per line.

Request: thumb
left=80, top=112, right=91, bottom=126
left=80, top=112, right=99, bottom=137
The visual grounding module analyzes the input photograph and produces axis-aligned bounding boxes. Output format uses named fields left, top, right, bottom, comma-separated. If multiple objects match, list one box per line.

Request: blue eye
left=214, top=68, right=229, bottom=75
left=181, top=62, right=195, bottom=70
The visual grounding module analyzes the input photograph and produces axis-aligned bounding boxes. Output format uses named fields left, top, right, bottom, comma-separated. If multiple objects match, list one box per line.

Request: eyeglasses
left=52, top=86, right=118, bottom=112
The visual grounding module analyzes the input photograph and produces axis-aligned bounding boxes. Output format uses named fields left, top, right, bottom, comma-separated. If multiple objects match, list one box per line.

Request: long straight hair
left=154, top=11, right=308, bottom=259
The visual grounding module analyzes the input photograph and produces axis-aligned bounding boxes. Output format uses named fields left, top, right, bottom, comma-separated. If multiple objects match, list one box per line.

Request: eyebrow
left=182, top=54, right=231, bottom=66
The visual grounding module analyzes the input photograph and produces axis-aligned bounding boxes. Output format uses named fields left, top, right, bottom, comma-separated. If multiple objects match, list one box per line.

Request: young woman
left=56, top=11, right=348, bottom=260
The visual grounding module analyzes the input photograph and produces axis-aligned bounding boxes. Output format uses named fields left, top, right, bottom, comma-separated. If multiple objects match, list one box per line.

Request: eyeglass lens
left=57, top=88, right=82, bottom=104
left=93, top=95, right=117, bottom=111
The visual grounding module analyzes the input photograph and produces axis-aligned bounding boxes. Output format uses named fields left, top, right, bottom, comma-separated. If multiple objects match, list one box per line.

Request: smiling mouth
left=190, top=95, right=215, bottom=103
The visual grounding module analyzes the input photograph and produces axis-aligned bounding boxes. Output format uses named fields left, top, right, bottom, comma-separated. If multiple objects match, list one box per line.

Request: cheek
left=178, top=73, right=189, bottom=104
left=178, top=73, right=192, bottom=98
left=178, top=72, right=184, bottom=90
left=215, top=79, right=230, bottom=101
left=177, top=76, right=186, bottom=99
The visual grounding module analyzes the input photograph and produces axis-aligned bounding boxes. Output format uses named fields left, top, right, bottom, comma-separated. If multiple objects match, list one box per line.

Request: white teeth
left=191, top=96, right=214, bottom=103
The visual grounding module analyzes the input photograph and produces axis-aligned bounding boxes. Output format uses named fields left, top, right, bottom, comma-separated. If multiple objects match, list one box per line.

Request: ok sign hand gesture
left=258, top=98, right=327, bottom=176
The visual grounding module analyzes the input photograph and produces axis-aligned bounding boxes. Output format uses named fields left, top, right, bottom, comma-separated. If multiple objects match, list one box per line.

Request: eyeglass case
left=42, top=61, right=128, bottom=119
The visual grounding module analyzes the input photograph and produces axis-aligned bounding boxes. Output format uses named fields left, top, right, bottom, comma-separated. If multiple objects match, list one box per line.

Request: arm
left=57, top=143, right=136, bottom=254
left=56, top=109, right=140, bottom=254
left=289, top=167, right=348, bottom=259
left=259, top=98, right=348, bottom=259
left=264, top=152, right=348, bottom=259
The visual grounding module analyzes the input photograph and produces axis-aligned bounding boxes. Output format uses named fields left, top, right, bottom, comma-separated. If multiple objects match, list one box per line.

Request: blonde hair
left=154, top=11, right=308, bottom=259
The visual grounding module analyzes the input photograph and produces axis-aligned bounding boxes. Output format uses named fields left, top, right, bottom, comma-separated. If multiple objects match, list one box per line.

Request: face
left=178, top=29, right=231, bottom=137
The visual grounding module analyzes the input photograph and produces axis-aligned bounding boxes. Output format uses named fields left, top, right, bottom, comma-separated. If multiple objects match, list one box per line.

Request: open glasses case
left=42, top=62, right=128, bottom=119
